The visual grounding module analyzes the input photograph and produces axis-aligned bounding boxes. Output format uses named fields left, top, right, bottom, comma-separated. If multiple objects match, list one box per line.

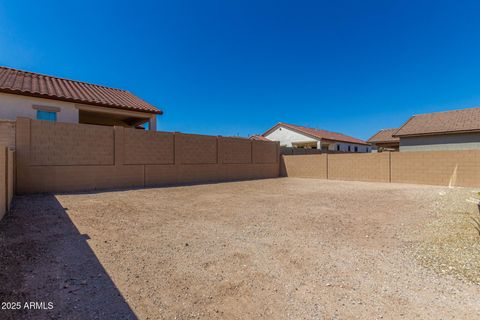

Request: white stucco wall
left=265, top=125, right=370, bottom=152
left=330, top=142, right=370, bottom=153
left=400, top=133, right=480, bottom=151
left=0, top=92, right=79, bottom=123
left=264, top=126, right=318, bottom=147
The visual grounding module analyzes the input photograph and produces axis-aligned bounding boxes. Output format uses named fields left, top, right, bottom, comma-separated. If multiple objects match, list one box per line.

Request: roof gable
left=367, top=128, right=400, bottom=143
left=263, top=122, right=368, bottom=145
left=0, top=66, right=162, bottom=114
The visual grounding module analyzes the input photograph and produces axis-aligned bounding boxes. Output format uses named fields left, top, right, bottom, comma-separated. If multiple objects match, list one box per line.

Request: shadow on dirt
left=0, top=195, right=137, bottom=320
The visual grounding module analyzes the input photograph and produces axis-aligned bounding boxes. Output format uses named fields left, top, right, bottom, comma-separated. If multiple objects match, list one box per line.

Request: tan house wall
left=399, top=133, right=480, bottom=152
left=0, top=92, right=79, bottom=123
left=16, top=118, right=280, bottom=194
left=282, top=151, right=480, bottom=187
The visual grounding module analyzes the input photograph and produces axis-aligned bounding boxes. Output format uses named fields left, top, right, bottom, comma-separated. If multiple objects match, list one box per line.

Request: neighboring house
left=367, top=128, right=400, bottom=152
left=0, top=66, right=162, bottom=129
left=393, top=107, right=480, bottom=151
left=262, top=122, right=370, bottom=152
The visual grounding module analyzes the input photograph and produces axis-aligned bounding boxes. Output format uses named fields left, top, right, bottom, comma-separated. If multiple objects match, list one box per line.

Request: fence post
left=251, top=139, right=254, bottom=164
left=15, top=117, right=31, bottom=194
left=113, top=126, right=124, bottom=167
left=389, top=151, right=392, bottom=183
left=2, top=147, right=6, bottom=218
left=6, top=148, right=13, bottom=211
left=326, top=153, right=329, bottom=180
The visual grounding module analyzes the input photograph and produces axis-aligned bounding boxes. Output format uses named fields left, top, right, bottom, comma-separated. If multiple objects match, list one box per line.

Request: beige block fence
left=281, top=151, right=480, bottom=187
left=0, top=146, right=14, bottom=220
left=15, top=118, right=280, bottom=194
left=0, top=120, right=15, bottom=148
left=4, top=117, right=480, bottom=221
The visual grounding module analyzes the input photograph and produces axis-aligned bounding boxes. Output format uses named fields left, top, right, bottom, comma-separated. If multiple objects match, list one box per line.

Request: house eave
left=394, top=129, right=480, bottom=138
left=0, top=88, right=163, bottom=115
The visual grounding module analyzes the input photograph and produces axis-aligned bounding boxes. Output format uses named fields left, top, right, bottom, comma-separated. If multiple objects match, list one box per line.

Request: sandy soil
left=1, top=178, right=480, bottom=319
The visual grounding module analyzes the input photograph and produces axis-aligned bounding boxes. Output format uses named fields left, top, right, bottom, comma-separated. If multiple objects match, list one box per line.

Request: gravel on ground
left=1, top=178, right=480, bottom=319
left=412, top=188, right=480, bottom=284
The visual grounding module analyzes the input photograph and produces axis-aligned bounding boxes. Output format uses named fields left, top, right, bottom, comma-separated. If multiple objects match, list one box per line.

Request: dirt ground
left=1, top=178, right=480, bottom=319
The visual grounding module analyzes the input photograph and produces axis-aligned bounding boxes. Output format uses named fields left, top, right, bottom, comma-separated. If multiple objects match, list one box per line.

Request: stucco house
left=261, top=122, right=370, bottom=152
left=393, top=107, right=480, bottom=152
left=0, top=66, right=162, bottom=129
left=367, top=128, right=400, bottom=152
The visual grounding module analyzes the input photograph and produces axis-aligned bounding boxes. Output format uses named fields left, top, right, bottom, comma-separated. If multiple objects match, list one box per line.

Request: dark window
left=354, top=146, right=358, bottom=152
left=336, top=145, right=340, bottom=151
left=348, top=146, right=351, bottom=152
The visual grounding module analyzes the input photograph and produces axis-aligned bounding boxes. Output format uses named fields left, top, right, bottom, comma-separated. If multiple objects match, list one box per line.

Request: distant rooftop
left=264, top=122, right=368, bottom=145
left=368, top=128, right=400, bottom=143
left=394, top=107, right=480, bottom=137
left=250, top=135, right=270, bottom=141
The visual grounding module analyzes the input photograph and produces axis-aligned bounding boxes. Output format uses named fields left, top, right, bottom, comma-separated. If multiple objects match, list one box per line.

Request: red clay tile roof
left=250, top=135, right=270, bottom=141
left=394, top=107, right=480, bottom=137
left=263, top=123, right=368, bottom=145
left=367, top=128, right=400, bottom=143
left=0, top=66, right=162, bottom=114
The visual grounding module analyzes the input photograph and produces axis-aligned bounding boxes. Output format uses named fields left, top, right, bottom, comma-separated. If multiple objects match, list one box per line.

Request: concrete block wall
left=143, top=136, right=279, bottom=186
left=391, top=150, right=480, bottom=187
left=124, top=128, right=174, bottom=165
left=0, top=120, right=15, bottom=148
left=221, top=137, right=252, bottom=164
left=0, top=148, right=6, bottom=220
left=30, top=120, right=114, bottom=166
left=280, top=154, right=328, bottom=179
left=328, top=153, right=391, bottom=182
left=7, top=149, right=13, bottom=211
left=282, top=151, right=480, bottom=187
left=16, top=118, right=280, bottom=194
left=0, top=147, right=14, bottom=221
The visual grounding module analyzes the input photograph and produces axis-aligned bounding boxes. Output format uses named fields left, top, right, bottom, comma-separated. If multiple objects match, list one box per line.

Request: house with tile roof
left=0, top=66, right=162, bottom=130
left=367, top=128, right=400, bottom=152
left=393, top=107, right=480, bottom=152
left=261, top=122, right=370, bottom=153
left=249, top=135, right=271, bottom=141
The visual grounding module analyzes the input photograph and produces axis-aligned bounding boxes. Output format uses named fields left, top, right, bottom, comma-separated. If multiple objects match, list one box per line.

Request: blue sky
left=1, top=0, right=480, bottom=140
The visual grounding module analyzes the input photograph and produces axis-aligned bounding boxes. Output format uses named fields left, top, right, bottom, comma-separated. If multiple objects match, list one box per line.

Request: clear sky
left=1, top=0, right=480, bottom=140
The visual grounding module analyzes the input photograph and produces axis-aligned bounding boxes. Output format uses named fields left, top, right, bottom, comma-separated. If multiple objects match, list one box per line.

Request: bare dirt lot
left=1, top=178, right=480, bottom=319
